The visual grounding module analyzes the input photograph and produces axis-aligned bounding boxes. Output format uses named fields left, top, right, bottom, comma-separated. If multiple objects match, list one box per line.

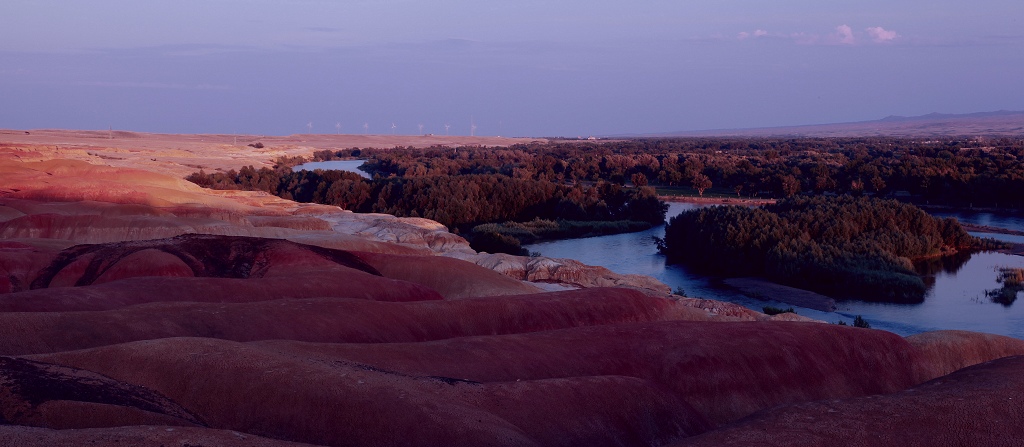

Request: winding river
left=526, top=203, right=1024, bottom=339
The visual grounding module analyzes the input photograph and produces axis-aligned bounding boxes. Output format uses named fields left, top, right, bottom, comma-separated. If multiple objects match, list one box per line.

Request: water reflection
left=931, top=210, right=1024, bottom=232
left=915, top=251, right=973, bottom=277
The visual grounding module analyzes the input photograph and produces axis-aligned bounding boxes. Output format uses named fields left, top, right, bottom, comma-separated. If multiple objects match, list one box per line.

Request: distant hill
left=654, top=110, right=1024, bottom=138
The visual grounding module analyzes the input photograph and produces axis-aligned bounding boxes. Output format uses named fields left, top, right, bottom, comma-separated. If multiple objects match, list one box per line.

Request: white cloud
left=832, top=25, right=856, bottom=45
left=732, top=25, right=900, bottom=46
left=736, top=29, right=771, bottom=41
left=866, top=26, right=900, bottom=43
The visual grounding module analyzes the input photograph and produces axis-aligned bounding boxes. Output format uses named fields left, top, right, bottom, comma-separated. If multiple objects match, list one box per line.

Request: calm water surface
left=526, top=203, right=1024, bottom=338
left=293, top=160, right=370, bottom=179
left=932, top=209, right=1024, bottom=231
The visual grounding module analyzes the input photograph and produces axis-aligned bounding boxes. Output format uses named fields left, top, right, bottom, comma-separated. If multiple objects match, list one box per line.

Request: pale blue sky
left=1, top=1, right=1021, bottom=136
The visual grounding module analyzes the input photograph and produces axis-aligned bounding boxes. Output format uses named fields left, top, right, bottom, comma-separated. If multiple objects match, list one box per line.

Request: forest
left=187, top=136, right=1024, bottom=256
left=306, top=136, right=1024, bottom=208
left=658, top=196, right=1003, bottom=303
left=186, top=159, right=667, bottom=255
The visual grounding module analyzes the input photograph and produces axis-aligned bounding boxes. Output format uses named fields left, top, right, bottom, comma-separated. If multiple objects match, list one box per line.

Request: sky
left=1, top=0, right=1022, bottom=137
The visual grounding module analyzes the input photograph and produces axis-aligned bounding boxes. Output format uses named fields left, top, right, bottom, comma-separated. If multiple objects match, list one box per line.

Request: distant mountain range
left=650, top=110, right=1024, bottom=138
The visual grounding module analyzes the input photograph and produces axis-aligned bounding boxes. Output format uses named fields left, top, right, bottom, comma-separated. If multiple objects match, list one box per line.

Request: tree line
left=307, top=136, right=1024, bottom=209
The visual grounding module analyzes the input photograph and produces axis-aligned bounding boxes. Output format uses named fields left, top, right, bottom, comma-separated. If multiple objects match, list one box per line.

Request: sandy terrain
left=0, top=129, right=545, bottom=177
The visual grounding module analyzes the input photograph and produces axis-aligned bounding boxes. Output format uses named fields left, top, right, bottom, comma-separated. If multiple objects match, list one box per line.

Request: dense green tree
left=660, top=196, right=992, bottom=303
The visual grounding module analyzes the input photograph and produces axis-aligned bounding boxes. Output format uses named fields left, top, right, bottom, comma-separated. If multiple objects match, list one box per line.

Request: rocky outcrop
left=354, top=251, right=541, bottom=298
left=320, top=211, right=475, bottom=254
left=453, top=251, right=672, bottom=293
left=0, top=356, right=202, bottom=429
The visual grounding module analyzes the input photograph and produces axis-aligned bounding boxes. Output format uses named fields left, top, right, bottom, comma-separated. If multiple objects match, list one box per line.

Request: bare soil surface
left=0, top=129, right=545, bottom=177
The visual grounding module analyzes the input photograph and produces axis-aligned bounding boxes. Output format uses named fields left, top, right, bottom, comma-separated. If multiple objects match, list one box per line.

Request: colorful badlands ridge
left=1, top=133, right=1023, bottom=446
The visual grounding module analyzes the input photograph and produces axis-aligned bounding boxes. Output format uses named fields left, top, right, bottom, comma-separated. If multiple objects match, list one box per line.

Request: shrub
left=762, top=306, right=795, bottom=316
left=853, top=315, right=871, bottom=328
left=469, top=231, right=527, bottom=256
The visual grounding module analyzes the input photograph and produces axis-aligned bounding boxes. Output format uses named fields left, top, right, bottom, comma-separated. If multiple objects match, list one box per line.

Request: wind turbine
left=363, top=123, right=369, bottom=134
left=444, top=123, right=450, bottom=136
left=306, top=122, right=313, bottom=133
left=335, top=122, right=341, bottom=134
left=470, top=117, right=477, bottom=137
left=418, top=123, right=424, bottom=135
left=391, top=122, right=397, bottom=135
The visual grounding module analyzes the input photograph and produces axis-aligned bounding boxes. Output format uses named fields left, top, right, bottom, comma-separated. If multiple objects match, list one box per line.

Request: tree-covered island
left=658, top=196, right=1006, bottom=303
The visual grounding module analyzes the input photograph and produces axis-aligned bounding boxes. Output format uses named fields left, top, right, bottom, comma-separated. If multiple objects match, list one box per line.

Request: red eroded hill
left=0, top=289, right=707, bottom=355
left=673, top=355, right=1024, bottom=447
left=253, top=321, right=922, bottom=427
left=28, top=338, right=710, bottom=447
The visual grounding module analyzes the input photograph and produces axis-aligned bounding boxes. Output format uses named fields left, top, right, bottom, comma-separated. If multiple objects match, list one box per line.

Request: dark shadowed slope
left=674, top=355, right=1024, bottom=447
left=0, top=289, right=708, bottom=355
left=30, top=337, right=708, bottom=447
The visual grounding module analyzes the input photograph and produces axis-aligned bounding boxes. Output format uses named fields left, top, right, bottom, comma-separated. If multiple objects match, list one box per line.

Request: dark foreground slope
left=0, top=234, right=1022, bottom=446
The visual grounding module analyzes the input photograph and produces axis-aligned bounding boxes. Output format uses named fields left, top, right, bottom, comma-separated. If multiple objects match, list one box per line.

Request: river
left=526, top=203, right=1024, bottom=339
left=296, top=159, right=1024, bottom=338
left=294, top=160, right=371, bottom=179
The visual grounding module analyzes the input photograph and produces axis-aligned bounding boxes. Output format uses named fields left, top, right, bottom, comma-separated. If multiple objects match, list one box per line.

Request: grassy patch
left=468, top=218, right=654, bottom=255
left=987, top=267, right=1024, bottom=306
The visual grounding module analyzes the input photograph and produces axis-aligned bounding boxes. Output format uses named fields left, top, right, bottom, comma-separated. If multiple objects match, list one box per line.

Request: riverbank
left=711, top=245, right=1022, bottom=314
left=658, top=195, right=776, bottom=206
left=722, top=278, right=838, bottom=312
left=961, top=223, right=1024, bottom=237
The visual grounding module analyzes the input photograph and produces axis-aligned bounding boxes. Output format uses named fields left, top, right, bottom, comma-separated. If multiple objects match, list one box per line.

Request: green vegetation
left=470, top=218, right=652, bottom=249
left=466, top=218, right=653, bottom=255
left=853, top=315, right=871, bottom=328
left=986, top=267, right=1024, bottom=306
left=659, top=196, right=999, bottom=303
left=189, top=136, right=1024, bottom=259
left=469, top=231, right=528, bottom=256
left=762, top=306, right=796, bottom=316
left=187, top=151, right=668, bottom=255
